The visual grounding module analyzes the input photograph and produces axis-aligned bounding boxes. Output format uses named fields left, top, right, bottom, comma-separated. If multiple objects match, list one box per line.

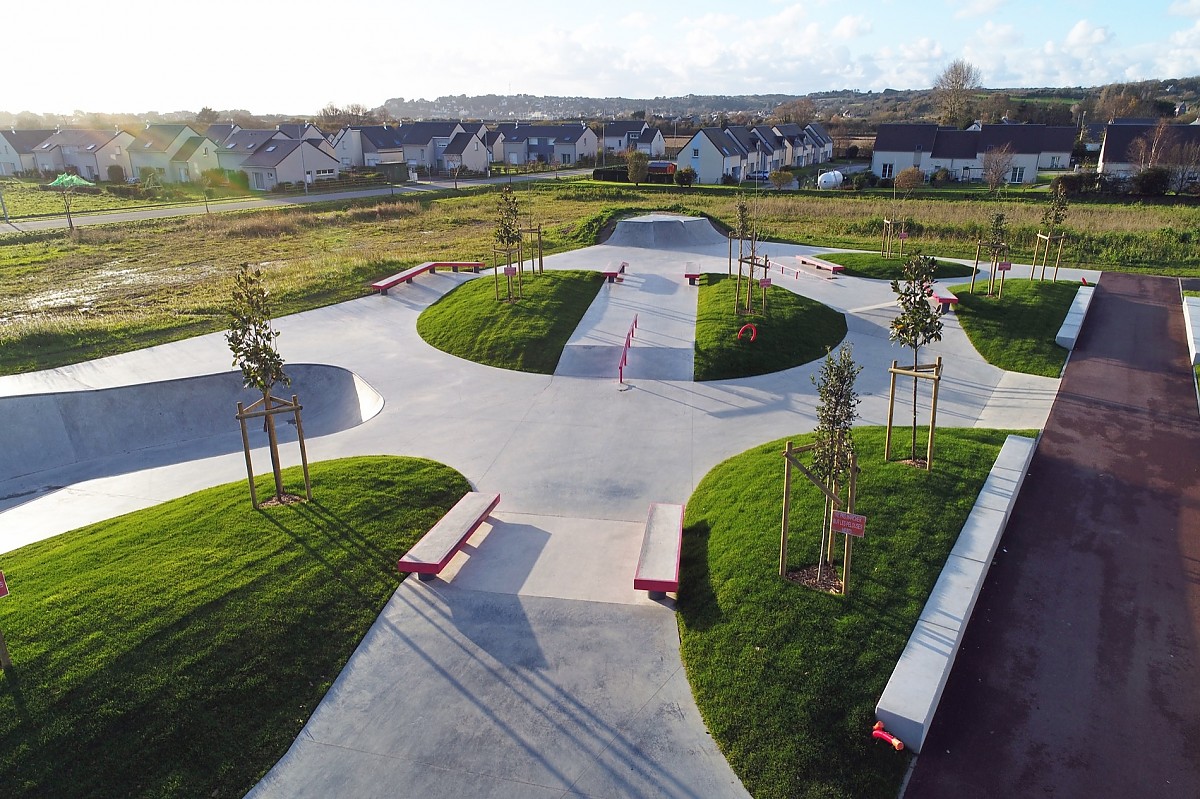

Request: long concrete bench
left=397, top=491, right=500, bottom=581
left=1054, top=284, right=1096, bottom=350
left=1183, top=295, right=1200, bottom=366
left=794, top=254, right=845, bottom=277
left=928, top=285, right=959, bottom=314
left=875, top=434, right=1037, bottom=753
left=634, top=503, right=685, bottom=599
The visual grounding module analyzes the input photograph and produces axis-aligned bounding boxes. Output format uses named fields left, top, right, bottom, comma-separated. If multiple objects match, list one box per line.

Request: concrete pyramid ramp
left=603, top=213, right=727, bottom=250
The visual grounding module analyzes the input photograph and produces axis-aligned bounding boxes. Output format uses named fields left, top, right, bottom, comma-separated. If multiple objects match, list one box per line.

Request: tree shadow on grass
left=676, top=520, right=726, bottom=632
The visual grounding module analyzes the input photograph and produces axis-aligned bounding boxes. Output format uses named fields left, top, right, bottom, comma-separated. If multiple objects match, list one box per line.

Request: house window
left=315, top=168, right=334, bottom=179
left=692, top=148, right=699, bottom=158
left=881, top=163, right=894, bottom=179
left=1009, top=166, right=1025, bottom=183
left=1050, top=156, right=1061, bottom=168
left=562, top=153, right=572, bottom=164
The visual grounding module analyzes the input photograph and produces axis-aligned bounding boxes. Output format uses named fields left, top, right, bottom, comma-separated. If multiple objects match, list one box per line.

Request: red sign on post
left=0, top=571, right=8, bottom=599
left=996, top=262, right=1012, bottom=272
left=759, top=278, right=772, bottom=288
left=831, top=511, right=867, bottom=538
left=898, top=232, right=909, bottom=240
left=503, top=267, right=517, bottom=276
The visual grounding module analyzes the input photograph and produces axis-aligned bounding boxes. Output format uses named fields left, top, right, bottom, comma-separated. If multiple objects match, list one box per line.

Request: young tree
left=769, top=170, right=792, bottom=190
left=627, top=149, right=650, bottom=186
left=982, top=143, right=1016, bottom=192
left=226, top=263, right=290, bottom=502
left=1127, top=119, right=1176, bottom=171
left=495, top=185, right=521, bottom=249
left=811, top=344, right=862, bottom=575
left=889, top=254, right=943, bottom=463
left=934, top=59, right=982, bottom=127
left=674, top=165, right=697, bottom=188
left=894, top=167, right=925, bottom=193
left=735, top=194, right=751, bottom=242
left=1042, top=184, right=1069, bottom=234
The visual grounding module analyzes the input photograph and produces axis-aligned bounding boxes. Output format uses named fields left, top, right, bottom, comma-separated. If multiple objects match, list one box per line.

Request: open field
left=0, top=456, right=469, bottom=799
left=1, top=180, right=1197, bottom=374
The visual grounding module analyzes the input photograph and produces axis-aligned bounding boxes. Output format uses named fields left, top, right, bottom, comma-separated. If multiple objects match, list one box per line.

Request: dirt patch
left=786, top=563, right=844, bottom=594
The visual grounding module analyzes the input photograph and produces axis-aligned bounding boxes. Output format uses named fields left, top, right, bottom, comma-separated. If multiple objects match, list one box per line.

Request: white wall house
left=241, top=139, right=340, bottom=190
left=0, top=130, right=55, bottom=175
left=31, top=129, right=135, bottom=181
left=674, top=128, right=747, bottom=184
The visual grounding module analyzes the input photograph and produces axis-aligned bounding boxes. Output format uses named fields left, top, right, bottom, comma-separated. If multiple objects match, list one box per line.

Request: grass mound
left=694, top=273, right=847, bottom=381
left=822, top=251, right=973, bottom=280
left=417, top=269, right=605, bottom=373
left=952, top=279, right=1078, bottom=377
left=0, top=457, right=469, bottom=799
left=679, top=426, right=1026, bottom=799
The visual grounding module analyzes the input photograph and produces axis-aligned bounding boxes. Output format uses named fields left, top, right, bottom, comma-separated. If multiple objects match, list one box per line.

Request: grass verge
left=821, top=251, right=974, bottom=280
left=0, top=456, right=469, bottom=799
left=679, top=426, right=1029, bottom=799
left=694, top=273, right=847, bottom=381
left=951, top=279, right=1078, bottom=377
left=417, top=269, right=605, bottom=373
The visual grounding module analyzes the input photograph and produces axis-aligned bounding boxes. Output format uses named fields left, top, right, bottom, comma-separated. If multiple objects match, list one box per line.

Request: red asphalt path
left=905, top=273, right=1200, bottom=798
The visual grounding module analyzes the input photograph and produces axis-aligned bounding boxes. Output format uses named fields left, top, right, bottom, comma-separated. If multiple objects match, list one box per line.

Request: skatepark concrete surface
left=0, top=214, right=1093, bottom=798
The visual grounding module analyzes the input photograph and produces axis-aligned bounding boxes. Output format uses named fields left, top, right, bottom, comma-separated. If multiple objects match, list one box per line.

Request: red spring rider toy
left=872, top=721, right=904, bottom=751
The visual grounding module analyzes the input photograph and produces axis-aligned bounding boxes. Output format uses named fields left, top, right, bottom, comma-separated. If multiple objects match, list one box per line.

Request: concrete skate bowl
left=602, top=213, right=728, bottom=252
left=0, top=364, right=383, bottom=487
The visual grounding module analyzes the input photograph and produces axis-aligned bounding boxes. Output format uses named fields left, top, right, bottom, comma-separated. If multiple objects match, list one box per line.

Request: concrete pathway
left=0, top=216, right=1090, bottom=797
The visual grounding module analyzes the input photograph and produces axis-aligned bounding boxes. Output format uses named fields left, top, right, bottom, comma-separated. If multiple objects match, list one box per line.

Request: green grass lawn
left=0, top=456, right=469, bottom=799
left=694, top=273, right=847, bottom=380
left=821, top=251, right=974, bottom=280
left=0, top=177, right=252, bottom=217
left=679, top=426, right=1028, bottom=799
left=951, top=279, right=1079, bottom=377
left=416, top=269, right=605, bottom=373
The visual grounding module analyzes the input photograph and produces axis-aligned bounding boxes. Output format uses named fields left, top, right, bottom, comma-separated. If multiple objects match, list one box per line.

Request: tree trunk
left=911, top=346, right=919, bottom=462
left=264, top=388, right=284, bottom=500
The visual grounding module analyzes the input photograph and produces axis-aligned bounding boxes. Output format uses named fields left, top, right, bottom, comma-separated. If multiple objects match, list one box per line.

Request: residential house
left=751, top=126, right=787, bottom=172
left=330, top=125, right=407, bottom=168
left=673, top=127, right=747, bottom=184
left=771, top=124, right=812, bottom=167
left=484, top=129, right=505, bottom=164
left=0, top=129, right=55, bottom=175
left=30, top=129, right=135, bottom=181
left=128, top=124, right=219, bottom=183
left=602, top=121, right=651, bottom=155
left=204, top=123, right=240, bottom=145
left=871, top=123, right=1077, bottom=183
left=442, top=131, right=490, bottom=174
left=723, top=126, right=768, bottom=174
left=398, top=122, right=479, bottom=172
left=495, top=123, right=598, bottom=165
left=633, top=127, right=666, bottom=157
left=215, top=129, right=290, bottom=173
left=806, top=122, right=835, bottom=162
left=276, top=123, right=329, bottom=142
left=1098, top=121, right=1200, bottom=177
left=241, top=139, right=340, bottom=191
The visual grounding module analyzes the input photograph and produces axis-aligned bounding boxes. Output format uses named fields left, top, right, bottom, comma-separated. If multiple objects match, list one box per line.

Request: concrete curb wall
left=1055, top=285, right=1096, bottom=350
left=0, top=364, right=382, bottom=483
left=875, top=434, right=1037, bottom=753
left=1183, top=296, right=1200, bottom=366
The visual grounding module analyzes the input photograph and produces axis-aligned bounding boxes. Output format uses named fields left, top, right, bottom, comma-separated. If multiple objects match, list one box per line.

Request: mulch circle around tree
left=259, top=493, right=306, bottom=508
left=787, top=563, right=844, bottom=594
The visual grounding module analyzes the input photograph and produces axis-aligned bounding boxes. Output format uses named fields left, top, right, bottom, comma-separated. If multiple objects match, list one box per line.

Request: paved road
left=1, top=169, right=592, bottom=233
left=905, top=272, right=1200, bottom=798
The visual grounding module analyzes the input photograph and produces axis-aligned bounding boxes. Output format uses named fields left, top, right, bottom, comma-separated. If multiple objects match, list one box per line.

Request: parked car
left=745, top=170, right=771, bottom=182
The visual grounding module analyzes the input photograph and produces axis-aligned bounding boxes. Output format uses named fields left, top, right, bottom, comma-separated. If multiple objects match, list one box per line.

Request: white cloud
left=1169, top=0, right=1200, bottom=16
left=831, top=15, right=871, bottom=39
left=954, top=0, right=1004, bottom=19
left=1064, top=20, right=1111, bottom=56
left=978, top=21, right=1021, bottom=47
left=1154, top=20, right=1200, bottom=77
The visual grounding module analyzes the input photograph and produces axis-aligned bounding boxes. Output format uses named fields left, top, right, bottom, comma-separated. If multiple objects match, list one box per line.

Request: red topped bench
left=602, top=261, right=628, bottom=283
left=928, top=285, right=959, bottom=314
left=634, top=503, right=685, bottom=599
left=684, top=261, right=702, bottom=285
left=397, top=491, right=500, bottom=581
left=370, top=261, right=484, bottom=294
left=795, top=254, right=845, bottom=277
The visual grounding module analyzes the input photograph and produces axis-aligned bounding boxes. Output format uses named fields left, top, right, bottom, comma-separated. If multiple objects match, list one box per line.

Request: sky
left=9, top=0, right=1200, bottom=116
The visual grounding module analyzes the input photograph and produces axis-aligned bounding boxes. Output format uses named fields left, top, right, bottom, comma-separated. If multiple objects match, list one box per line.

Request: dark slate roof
left=204, top=124, right=237, bottom=145
left=930, top=130, right=979, bottom=159
left=979, top=124, right=1053, bottom=155
left=1083, top=122, right=1107, bottom=143
left=221, top=129, right=282, bottom=153
left=4, top=129, right=56, bottom=152
left=397, top=121, right=461, bottom=145
left=873, top=123, right=939, bottom=153
left=442, top=132, right=476, bottom=156
left=494, top=123, right=585, bottom=144
left=170, top=137, right=211, bottom=162
left=357, top=126, right=406, bottom=151
left=723, top=126, right=760, bottom=153
left=276, top=123, right=327, bottom=140
left=1101, top=122, right=1200, bottom=163
left=805, top=122, right=833, bottom=146
left=697, top=127, right=744, bottom=157
left=37, top=129, right=122, bottom=151
left=1111, top=117, right=1159, bottom=125
left=772, top=123, right=804, bottom=140
left=752, top=126, right=783, bottom=148
left=131, top=124, right=195, bottom=153
left=484, top=130, right=504, bottom=147
left=240, top=138, right=303, bottom=168
left=1041, top=126, right=1079, bottom=152
left=605, top=121, right=647, bottom=137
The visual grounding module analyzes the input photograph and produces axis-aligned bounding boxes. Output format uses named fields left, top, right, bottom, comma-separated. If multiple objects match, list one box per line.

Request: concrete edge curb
left=1054, top=283, right=1096, bottom=351
left=874, top=433, right=1038, bottom=754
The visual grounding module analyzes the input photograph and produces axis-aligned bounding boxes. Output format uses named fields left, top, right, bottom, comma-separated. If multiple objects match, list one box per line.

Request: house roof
left=1111, top=117, right=1160, bottom=126
left=276, top=123, right=327, bottom=140
left=3, top=129, right=56, bottom=153
left=1100, top=122, right=1200, bottom=164
left=605, top=121, right=648, bottom=137
left=484, top=130, right=504, bottom=147
left=772, top=123, right=804, bottom=140
left=930, top=130, right=979, bottom=159
left=873, top=123, right=940, bottom=153
left=221, top=129, right=283, bottom=153
left=358, top=125, right=406, bottom=151
left=131, top=124, right=197, bottom=153
left=695, top=127, right=745, bottom=158
left=204, top=124, right=238, bottom=145
left=36, top=129, right=125, bottom=152
left=396, top=121, right=462, bottom=145
left=723, top=126, right=760, bottom=154
left=752, top=126, right=783, bottom=149
left=496, top=123, right=587, bottom=144
left=240, top=139, right=302, bottom=168
left=805, top=122, right=833, bottom=146
left=442, top=132, right=478, bottom=156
